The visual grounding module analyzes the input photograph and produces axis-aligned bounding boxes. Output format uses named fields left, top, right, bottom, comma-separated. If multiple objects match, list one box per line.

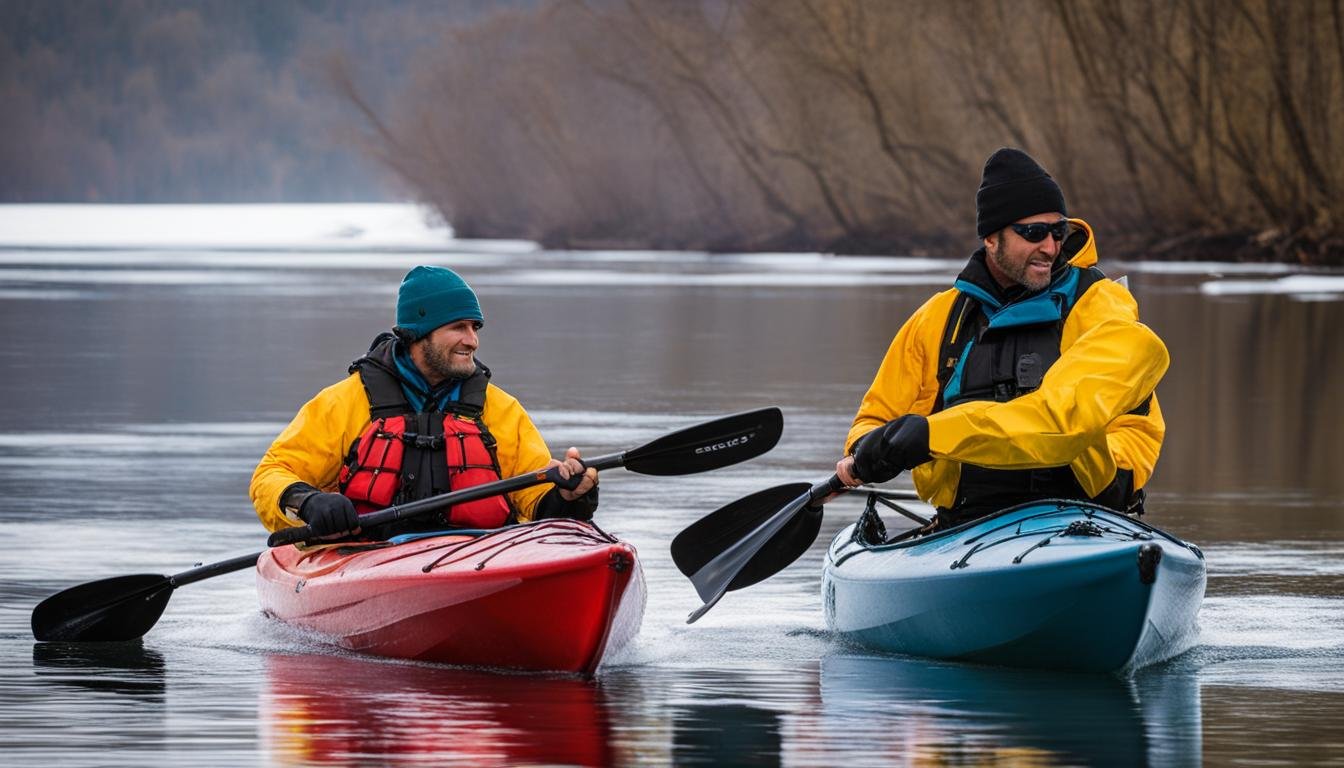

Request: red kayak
left=255, top=519, right=644, bottom=676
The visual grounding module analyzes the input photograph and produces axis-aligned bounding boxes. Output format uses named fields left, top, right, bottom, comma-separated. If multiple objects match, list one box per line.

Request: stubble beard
left=420, top=338, right=476, bottom=382
left=989, top=235, right=1052, bottom=292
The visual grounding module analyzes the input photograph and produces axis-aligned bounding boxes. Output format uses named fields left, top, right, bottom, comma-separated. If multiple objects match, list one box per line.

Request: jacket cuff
left=533, top=485, right=599, bottom=522
left=279, top=482, right=320, bottom=523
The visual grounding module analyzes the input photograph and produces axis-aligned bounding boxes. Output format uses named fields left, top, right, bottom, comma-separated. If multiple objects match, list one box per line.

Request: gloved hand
left=298, top=492, right=360, bottom=538
left=851, top=414, right=931, bottom=484
left=534, top=485, right=599, bottom=522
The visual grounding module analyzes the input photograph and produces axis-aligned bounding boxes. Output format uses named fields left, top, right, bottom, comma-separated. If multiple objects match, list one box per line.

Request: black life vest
left=337, top=333, right=515, bottom=534
left=931, top=261, right=1143, bottom=521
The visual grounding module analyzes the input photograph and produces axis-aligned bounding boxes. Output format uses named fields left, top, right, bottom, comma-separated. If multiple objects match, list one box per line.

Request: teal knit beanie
left=394, top=266, right=483, bottom=340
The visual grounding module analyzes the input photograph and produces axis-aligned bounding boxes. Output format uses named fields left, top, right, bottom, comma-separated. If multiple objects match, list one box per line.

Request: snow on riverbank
left=0, top=203, right=533, bottom=253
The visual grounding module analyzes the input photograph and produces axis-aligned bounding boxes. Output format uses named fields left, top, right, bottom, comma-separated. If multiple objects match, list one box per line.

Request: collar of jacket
left=953, top=251, right=1083, bottom=330
left=954, top=249, right=1072, bottom=310
left=392, top=343, right=464, bottom=412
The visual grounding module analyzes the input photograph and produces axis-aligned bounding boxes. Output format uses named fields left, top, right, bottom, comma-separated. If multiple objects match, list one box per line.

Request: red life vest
left=337, top=334, right=514, bottom=532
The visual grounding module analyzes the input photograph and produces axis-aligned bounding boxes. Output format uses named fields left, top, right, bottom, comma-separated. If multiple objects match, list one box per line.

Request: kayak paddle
left=671, top=477, right=925, bottom=623
left=32, top=407, right=784, bottom=643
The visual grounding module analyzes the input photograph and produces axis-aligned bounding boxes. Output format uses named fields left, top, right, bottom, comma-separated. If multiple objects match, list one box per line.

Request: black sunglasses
left=1010, top=220, right=1069, bottom=243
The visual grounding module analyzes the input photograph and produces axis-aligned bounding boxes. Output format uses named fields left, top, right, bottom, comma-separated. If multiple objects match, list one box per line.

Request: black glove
left=851, top=414, right=931, bottom=484
left=544, top=460, right=587, bottom=492
left=533, top=485, right=599, bottom=522
left=298, top=492, right=360, bottom=538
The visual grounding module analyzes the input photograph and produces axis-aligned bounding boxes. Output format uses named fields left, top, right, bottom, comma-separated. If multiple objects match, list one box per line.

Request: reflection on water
left=32, top=641, right=166, bottom=701
left=261, top=654, right=613, bottom=767
left=816, top=652, right=1199, bottom=767
left=674, top=703, right=782, bottom=767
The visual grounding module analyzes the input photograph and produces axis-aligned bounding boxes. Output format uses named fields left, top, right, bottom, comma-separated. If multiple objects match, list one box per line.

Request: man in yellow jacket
left=836, top=148, right=1168, bottom=528
left=251, top=265, right=598, bottom=539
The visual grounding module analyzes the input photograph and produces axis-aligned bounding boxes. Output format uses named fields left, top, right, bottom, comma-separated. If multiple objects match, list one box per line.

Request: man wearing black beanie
left=975, top=147, right=1069, bottom=291
left=833, top=147, right=1171, bottom=529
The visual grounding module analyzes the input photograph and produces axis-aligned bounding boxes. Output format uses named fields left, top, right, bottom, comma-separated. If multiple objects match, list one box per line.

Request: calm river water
left=0, top=240, right=1341, bottom=766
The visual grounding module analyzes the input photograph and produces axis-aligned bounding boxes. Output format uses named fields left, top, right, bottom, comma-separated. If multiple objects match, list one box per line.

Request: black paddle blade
left=679, top=493, right=819, bottom=624
left=31, top=574, right=173, bottom=642
left=724, top=502, right=824, bottom=593
left=624, top=407, right=783, bottom=476
left=672, top=482, right=812, bottom=578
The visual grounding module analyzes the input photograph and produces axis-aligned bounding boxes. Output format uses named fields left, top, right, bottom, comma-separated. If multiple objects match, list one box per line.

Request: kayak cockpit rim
left=831, top=497, right=1204, bottom=567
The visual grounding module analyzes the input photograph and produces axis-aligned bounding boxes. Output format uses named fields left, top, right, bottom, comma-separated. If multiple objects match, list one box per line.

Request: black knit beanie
left=975, top=148, right=1067, bottom=238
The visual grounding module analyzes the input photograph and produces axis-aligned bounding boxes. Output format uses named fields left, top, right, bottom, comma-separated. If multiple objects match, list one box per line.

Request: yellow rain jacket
left=844, top=219, right=1167, bottom=510
left=251, top=374, right=557, bottom=533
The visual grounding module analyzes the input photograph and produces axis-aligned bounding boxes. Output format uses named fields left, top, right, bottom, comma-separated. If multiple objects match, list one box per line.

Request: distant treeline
left=0, top=0, right=511, bottom=203
left=345, top=0, right=1344, bottom=264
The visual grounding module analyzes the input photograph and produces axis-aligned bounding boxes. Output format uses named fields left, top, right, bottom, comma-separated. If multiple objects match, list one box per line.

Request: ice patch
left=537, top=251, right=958, bottom=272
left=1200, top=274, right=1344, bottom=299
left=721, top=253, right=960, bottom=273
left=1122, top=260, right=1299, bottom=275
left=491, top=268, right=950, bottom=288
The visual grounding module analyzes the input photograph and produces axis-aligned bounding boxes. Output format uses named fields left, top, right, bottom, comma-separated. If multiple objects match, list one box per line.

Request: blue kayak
left=822, top=499, right=1206, bottom=672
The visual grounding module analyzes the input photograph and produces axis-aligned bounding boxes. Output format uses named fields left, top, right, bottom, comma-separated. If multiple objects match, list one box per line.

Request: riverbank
left=6, top=203, right=1340, bottom=266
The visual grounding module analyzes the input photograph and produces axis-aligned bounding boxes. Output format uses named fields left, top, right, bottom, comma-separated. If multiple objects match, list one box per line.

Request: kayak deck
left=257, top=519, right=644, bottom=676
left=823, top=500, right=1206, bottom=672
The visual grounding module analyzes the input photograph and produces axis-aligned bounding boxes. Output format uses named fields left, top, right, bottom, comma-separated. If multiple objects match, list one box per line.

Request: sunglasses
left=1010, top=220, right=1069, bottom=243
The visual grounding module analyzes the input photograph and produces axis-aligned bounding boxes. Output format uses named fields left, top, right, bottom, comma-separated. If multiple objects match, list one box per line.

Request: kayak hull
left=256, top=519, right=644, bottom=676
left=822, top=500, right=1205, bottom=673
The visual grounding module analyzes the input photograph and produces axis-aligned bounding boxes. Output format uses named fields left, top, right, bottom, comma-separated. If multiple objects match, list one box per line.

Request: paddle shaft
left=716, top=475, right=845, bottom=573
left=106, top=552, right=265, bottom=612
left=170, top=552, right=264, bottom=588
left=267, top=452, right=624, bottom=547
left=268, top=406, right=784, bottom=547
left=75, top=552, right=264, bottom=614
left=353, top=450, right=623, bottom=529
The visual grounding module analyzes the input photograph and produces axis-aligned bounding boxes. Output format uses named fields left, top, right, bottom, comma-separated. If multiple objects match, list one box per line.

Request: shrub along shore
left=342, top=0, right=1344, bottom=266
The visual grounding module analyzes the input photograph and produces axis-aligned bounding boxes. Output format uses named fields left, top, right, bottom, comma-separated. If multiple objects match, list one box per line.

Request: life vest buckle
left=402, top=432, right=445, bottom=450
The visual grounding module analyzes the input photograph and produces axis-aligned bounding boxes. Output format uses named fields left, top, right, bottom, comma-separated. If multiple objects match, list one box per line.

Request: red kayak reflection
left=261, top=653, right=615, bottom=767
